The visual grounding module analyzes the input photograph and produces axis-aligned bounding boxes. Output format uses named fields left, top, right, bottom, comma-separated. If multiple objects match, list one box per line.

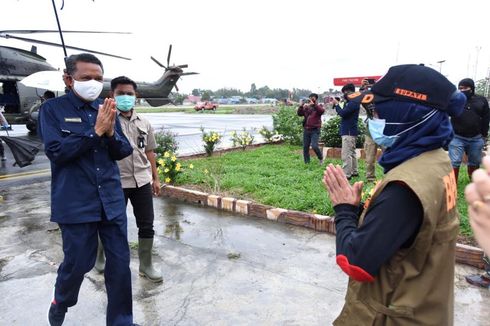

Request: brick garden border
left=166, top=145, right=484, bottom=270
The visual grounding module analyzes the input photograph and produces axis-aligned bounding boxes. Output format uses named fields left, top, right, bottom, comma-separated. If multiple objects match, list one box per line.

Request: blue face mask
left=368, top=109, right=438, bottom=148
left=115, top=95, right=136, bottom=112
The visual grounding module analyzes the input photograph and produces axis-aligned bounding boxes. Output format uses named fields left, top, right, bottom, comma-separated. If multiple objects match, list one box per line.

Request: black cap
left=458, top=78, right=475, bottom=93
left=349, top=64, right=456, bottom=111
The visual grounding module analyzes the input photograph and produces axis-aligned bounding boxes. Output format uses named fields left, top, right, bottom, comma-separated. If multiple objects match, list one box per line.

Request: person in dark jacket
left=332, top=84, right=360, bottom=179
left=297, top=93, right=324, bottom=164
left=449, top=78, right=490, bottom=183
left=39, top=53, right=137, bottom=326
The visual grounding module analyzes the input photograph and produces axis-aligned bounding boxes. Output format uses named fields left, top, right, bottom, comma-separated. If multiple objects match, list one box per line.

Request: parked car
left=216, top=98, right=229, bottom=105
left=194, top=101, right=218, bottom=111
left=245, top=97, right=259, bottom=104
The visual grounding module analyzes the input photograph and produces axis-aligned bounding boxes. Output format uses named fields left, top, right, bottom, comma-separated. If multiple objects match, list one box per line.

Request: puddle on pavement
left=144, top=196, right=333, bottom=266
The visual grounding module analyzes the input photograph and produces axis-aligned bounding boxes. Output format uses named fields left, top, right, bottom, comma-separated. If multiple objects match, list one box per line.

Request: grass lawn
left=176, top=144, right=473, bottom=240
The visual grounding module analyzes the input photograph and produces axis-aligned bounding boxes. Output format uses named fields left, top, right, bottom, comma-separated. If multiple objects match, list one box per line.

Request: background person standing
left=449, top=78, right=490, bottom=184
left=94, top=76, right=163, bottom=283
left=323, top=64, right=464, bottom=325
left=297, top=93, right=324, bottom=164
left=332, top=84, right=360, bottom=180
left=360, top=79, right=379, bottom=182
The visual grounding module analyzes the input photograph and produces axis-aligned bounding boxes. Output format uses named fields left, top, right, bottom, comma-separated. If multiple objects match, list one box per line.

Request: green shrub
left=320, top=116, right=366, bottom=148
left=259, top=126, right=284, bottom=143
left=154, top=129, right=179, bottom=157
left=272, top=106, right=303, bottom=145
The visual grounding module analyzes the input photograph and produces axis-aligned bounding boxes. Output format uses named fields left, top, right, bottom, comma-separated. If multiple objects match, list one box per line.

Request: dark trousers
left=55, top=213, right=133, bottom=326
left=124, top=182, right=155, bottom=238
left=303, top=128, right=323, bottom=163
left=0, top=140, right=4, bottom=157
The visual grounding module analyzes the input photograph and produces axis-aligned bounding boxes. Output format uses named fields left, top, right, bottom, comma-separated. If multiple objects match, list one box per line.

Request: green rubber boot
left=138, top=238, right=163, bottom=283
left=94, top=237, right=105, bottom=273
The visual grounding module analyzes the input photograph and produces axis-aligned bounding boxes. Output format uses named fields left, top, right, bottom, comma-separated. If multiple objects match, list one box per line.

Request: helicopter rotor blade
left=180, top=72, right=199, bottom=76
left=0, top=30, right=131, bottom=35
left=177, top=64, right=188, bottom=69
left=167, top=44, right=172, bottom=68
left=150, top=56, right=167, bottom=69
left=0, top=33, right=131, bottom=60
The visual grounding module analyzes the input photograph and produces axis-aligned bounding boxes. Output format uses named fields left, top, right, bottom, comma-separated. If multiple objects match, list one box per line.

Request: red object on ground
left=333, top=76, right=382, bottom=87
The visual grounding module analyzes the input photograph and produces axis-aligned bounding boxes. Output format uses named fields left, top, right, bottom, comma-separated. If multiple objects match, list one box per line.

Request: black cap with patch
left=367, top=64, right=456, bottom=111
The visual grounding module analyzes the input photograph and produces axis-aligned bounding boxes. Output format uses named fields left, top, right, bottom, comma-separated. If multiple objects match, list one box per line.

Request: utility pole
left=474, top=46, right=482, bottom=80
left=437, top=60, right=446, bottom=73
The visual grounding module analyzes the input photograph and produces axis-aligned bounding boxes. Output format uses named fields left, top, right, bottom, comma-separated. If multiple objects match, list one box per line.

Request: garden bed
left=174, top=143, right=474, bottom=240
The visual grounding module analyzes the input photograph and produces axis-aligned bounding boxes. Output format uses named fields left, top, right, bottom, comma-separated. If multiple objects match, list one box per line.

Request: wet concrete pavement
left=1, top=182, right=490, bottom=325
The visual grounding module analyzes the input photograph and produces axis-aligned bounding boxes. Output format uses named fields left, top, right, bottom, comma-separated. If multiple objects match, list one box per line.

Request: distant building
left=186, top=95, right=201, bottom=104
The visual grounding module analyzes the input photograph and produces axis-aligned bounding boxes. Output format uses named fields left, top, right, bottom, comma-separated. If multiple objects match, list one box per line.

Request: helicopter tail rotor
left=150, top=44, right=198, bottom=93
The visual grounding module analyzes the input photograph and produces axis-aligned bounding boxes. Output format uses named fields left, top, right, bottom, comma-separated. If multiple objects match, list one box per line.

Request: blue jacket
left=38, top=91, right=133, bottom=224
left=335, top=100, right=360, bottom=136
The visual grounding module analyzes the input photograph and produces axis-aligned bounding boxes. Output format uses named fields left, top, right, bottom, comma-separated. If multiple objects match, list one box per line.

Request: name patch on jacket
left=64, top=117, right=82, bottom=123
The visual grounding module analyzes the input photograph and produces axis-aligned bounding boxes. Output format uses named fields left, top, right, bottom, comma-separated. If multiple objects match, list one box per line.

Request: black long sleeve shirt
left=334, top=182, right=423, bottom=281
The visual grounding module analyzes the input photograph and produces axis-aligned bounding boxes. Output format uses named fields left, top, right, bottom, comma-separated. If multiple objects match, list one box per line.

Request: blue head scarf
left=374, top=100, right=454, bottom=173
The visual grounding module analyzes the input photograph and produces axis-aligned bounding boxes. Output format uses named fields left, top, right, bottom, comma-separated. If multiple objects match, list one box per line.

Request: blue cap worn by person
left=347, top=64, right=467, bottom=172
left=348, top=64, right=465, bottom=116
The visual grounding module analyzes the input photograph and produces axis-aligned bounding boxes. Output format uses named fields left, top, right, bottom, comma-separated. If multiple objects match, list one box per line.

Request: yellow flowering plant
left=361, top=180, right=380, bottom=209
left=156, top=151, right=183, bottom=184
left=201, top=127, right=222, bottom=156
left=231, top=128, right=254, bottom=150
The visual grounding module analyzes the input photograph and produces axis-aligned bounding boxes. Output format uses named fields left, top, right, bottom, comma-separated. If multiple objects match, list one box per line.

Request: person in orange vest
left=323, top=64, right=465, bottom=325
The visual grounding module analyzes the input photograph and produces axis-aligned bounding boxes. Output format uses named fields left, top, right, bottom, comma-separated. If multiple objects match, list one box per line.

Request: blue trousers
left=448, top=134, right=484, bottom=168
left=54, top=213, right=133, bottom=326
left=303, top=128, right=323, bottom=163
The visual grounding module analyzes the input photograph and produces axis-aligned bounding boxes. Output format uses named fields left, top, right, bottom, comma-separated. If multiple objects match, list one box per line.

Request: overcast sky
left=2, top=0, right=490, bottom=94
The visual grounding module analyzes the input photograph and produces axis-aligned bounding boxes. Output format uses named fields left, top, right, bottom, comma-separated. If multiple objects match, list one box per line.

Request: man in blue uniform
left=39, top=53, right=136, bottom=326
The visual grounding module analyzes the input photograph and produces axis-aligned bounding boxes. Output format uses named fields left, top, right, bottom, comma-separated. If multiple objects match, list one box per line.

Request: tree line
left=172, top=84, right=316, bottom=104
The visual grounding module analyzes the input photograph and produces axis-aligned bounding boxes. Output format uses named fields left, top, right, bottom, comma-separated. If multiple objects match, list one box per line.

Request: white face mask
left=72, top=79, right=103, bottom=102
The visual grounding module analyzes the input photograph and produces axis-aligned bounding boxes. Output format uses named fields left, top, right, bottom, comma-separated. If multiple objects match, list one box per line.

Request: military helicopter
left=0, top=30, right=197, bottom=133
